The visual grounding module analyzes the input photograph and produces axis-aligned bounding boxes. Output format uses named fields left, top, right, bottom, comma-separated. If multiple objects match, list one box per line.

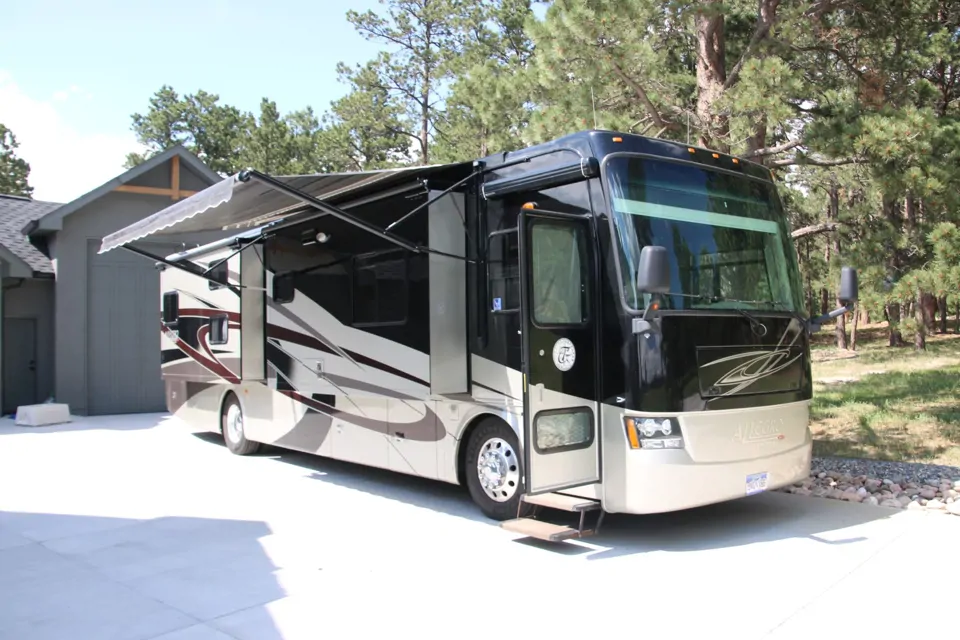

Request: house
left=0, top=145, right=229, bottom=416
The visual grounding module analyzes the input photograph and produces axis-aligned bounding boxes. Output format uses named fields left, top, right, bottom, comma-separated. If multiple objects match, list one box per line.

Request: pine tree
left=0, top=124, right=33, bottom=197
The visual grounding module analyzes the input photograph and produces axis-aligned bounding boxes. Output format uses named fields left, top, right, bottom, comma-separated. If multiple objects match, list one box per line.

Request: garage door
left=87, top=241, right=176, bottom=415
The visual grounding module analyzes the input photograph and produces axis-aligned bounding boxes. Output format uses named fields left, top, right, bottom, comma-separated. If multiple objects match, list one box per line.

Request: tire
left=464, top=417, right=531, bottom=521
left=221, top=393, right=260, bottom=455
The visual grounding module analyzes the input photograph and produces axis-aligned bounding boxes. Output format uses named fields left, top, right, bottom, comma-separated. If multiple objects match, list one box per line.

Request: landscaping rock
left=775, top=458, right=960, bottom=514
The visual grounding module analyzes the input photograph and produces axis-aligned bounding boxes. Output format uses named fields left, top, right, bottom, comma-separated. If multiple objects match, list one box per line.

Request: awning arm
left=120, top=243, right=262, bottom=292
left=239, top=169, right=421, bottom=254
left=384, top=154, right=547, bottom=233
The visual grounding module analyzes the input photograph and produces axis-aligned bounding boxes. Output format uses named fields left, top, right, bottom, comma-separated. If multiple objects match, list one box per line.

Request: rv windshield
left=605, top=155, right=804, bottom=313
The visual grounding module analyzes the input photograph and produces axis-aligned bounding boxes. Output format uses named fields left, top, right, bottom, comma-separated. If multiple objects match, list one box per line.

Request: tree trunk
left=828, top=180, right=848, bottom=349
left=850, top=304, right=859, bottom=351
left=920, top=293, right=937, bottom=333
left=694, top=2, right=728, bottom=151
left=887, top=303, right=905, bottom=346
left=955, top=301, right=959, bottom=334
left=914, top=293, right=927, bottom=351
left=835, top=302, right=849, bottom=349
left=938, top=295, right=948, bottom=333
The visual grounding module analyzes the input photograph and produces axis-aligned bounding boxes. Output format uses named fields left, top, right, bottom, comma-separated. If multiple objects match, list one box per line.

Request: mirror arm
left=632, top=300, right=662, bottom=336
left=807, top=303, right=854, bottom=332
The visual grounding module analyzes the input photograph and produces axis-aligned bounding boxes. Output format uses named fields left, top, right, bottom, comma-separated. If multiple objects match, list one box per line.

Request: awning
left=98, top=163, right=467, bottom=254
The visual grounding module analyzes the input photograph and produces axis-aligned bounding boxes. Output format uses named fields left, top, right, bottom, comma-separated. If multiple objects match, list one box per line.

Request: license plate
left=746, top=472, right=768, bottom=496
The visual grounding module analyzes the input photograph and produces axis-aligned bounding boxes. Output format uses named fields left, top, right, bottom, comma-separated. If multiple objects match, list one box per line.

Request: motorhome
left=100, top=130, right=858, bottom=542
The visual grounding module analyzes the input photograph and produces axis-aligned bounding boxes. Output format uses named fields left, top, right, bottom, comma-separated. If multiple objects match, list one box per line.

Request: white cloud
left=0, top=71, right=144, bottom=203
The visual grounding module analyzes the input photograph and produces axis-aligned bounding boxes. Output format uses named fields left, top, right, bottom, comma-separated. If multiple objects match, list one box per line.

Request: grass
left=809, top=324, right=960, bottom=466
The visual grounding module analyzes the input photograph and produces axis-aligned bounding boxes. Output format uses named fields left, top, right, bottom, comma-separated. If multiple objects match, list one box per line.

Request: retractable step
left=499, top=492, right=605, bottom=543
left=521, top=492, right=601, bottom=512
left=500, top=517, right=581, bottom=542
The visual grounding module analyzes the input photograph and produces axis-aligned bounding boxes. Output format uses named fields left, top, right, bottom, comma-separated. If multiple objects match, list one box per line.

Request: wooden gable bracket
left=113, top=156, right=200, bottom=200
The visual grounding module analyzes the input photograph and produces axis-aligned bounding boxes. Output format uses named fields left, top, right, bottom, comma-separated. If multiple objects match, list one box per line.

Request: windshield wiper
left=666, top=292, right=808, bottom=330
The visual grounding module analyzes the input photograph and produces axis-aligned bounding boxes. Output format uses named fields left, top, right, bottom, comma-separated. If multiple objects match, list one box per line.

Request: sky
left=0, top=0, right=388, bottom=203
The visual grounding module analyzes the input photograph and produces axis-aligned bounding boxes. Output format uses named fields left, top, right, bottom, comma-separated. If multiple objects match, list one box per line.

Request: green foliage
left=0, top=123, right=32, bottom=197
left=119, top=0, right=960, bottom=353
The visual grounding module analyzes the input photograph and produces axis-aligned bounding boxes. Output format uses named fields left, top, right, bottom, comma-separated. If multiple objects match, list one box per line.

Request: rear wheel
left=221, top=393, right=259, bottom=455
left=464, top=417, right=530, bottom=521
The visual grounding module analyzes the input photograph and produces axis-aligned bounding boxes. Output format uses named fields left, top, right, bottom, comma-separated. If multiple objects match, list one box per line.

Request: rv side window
left=207, top=260, right=228, bottom=290
left=273, top=274, right=295, bottom=304
left=209, top=314, right=229, bottom=345
left=353, top=252, right=407, bottom=327
left=530, top=221, right=589, bottom=326
left=162, top=291, right=179, bottom=325
left=486, top=229, right=520, bottom=314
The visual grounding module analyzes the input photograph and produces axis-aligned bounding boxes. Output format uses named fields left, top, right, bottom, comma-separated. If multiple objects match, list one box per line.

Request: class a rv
left=100, top=130, right=858, bottom=542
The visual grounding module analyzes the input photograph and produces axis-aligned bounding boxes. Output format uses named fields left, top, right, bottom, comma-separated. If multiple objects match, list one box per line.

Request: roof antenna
left=591, top=86, right=598, bottom=130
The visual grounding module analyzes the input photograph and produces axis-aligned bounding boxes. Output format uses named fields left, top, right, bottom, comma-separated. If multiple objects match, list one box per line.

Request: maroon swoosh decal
left=277, top=390, right=443, bottom=442
left=163, top=321, right=240, bottom=383
left=178, top=307, right=428, bottom=388
left=166, top=308, right=441, bottom=441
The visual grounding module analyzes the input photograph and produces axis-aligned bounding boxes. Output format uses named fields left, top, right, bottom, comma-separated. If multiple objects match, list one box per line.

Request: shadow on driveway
left=190, top=432, right=896, bottom=562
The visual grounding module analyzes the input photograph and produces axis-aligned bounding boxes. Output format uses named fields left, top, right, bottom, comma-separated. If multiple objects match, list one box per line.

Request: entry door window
left=530, top=222, right=589, bottom=326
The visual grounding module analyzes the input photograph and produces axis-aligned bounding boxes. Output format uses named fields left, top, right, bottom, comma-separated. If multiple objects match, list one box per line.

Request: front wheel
left=221, top=393, right=260, bottom=455
left=464, top=418, right=530, bottom=521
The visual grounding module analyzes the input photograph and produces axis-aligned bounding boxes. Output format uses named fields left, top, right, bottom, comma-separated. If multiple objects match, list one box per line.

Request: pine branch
left=771, top=154, right=860, bottom=168
left=724, top=0, right=782, bottom=91
left=743, top=139, right=802, bottom=158
left=606, top=58, right=678, bottom=132
left=791, top=222, right=839, bottom=239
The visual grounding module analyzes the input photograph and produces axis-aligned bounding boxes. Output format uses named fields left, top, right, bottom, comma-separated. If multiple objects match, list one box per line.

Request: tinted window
left=530, top=221, right=588, bottom=325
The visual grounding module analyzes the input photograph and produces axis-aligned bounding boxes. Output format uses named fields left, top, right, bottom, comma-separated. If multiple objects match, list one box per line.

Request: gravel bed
left=809, top=456, right=960, bottom=488
left=776, top=456, right=960, bottom=515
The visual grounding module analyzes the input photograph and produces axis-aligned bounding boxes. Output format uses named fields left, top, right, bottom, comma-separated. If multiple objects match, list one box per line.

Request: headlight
left=624, top=416, right=684, bottom=450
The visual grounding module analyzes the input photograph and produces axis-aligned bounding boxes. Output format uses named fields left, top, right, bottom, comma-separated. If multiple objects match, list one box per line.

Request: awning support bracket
left=120, top=244, right=261, bottom=292
left=201, top=231, right=269, bottom=276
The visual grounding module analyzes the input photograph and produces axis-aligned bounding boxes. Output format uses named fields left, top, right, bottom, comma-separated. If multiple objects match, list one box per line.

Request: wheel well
left=218, top=389, right=239, bottom=430
left=456, top=413, right=510, bottom=486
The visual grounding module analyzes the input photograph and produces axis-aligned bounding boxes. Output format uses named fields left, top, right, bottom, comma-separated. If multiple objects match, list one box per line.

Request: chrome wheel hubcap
left=476, top=437, right=519, bottom=502
left=225, top=403, right=243, bottom=442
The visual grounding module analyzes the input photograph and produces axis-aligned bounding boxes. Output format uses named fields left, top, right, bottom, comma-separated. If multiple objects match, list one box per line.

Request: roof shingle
left=0, top=194, right=60, bottom=274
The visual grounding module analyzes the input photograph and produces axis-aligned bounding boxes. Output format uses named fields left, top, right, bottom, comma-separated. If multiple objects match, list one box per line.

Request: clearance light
left=522, top=202, right=536, bottom=210
left=712, top=153, right=720, bottom=159
left=612, top=136, right=623, bottom=143
left=687, top=147, right=696, bottom=154
left=732, top=158, right=740, bottom=164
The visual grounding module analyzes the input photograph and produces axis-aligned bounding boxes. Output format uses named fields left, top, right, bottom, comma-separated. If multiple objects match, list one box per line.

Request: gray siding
left=51, top=190, right=230, bottom=415
left=2, top=278, right=55, bottom=411
left=87, top=241, right=168, bottom=414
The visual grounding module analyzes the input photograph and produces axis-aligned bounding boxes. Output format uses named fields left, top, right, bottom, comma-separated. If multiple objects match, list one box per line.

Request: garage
left=86, top=241, right=174, bottom=415
left=15, top=145, right=227, bottom=416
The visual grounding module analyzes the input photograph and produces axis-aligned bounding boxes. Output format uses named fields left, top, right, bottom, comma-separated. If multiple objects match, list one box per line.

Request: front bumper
left=601, top=424, right=812, bottom=514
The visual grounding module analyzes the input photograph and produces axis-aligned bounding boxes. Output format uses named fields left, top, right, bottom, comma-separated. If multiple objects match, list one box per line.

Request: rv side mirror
left=839, top=266, right=858, bottom=305
left=636, top=246, right=670, bottom=294
left=273, top=274, right=295, bottom=304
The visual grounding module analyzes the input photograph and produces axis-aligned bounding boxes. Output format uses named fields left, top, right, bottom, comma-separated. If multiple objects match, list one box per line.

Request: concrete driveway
left=1, top=414, right=956, bottom=640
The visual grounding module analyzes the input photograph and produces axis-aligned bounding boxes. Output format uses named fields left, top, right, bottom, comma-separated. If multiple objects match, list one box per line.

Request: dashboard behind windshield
left=604, top=155, right=804, bottom=313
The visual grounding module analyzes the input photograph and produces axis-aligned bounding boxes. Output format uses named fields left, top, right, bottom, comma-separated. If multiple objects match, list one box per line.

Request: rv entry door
left=519, top=208, right=600, bottom=496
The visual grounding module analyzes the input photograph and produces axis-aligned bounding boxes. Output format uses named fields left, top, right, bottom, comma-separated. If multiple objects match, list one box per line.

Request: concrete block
left=15, top=403, right=72, bottom=427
